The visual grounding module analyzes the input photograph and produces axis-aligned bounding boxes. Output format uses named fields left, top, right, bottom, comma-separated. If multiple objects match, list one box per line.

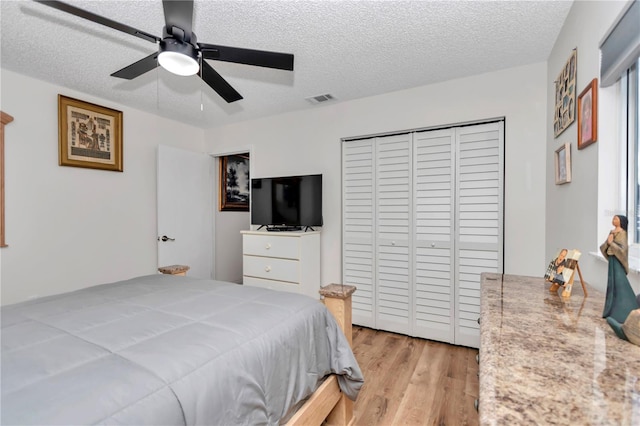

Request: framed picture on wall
left=555, top=143, right=572, bottom=185
left=219, top=153, right=250, bottom=211
left=58, top=95, right=123, bottom=172
left=553, top=49, right=577, bottom=138
left=577, top=78, right=598, bottom=149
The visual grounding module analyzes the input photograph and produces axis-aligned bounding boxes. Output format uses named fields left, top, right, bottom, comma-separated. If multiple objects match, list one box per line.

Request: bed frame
left=286, top=284, right=357, bottom=426
left=160, top=266, right=358, bottom=426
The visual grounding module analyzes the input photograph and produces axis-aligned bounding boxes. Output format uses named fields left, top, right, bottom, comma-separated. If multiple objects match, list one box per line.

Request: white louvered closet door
left=342, top=139, right=376, bottom=328
left=413, top=129, right=456, bottom=343
left=454, top=123, right=504, bottom=348
left=342, top=120, right=503, bottom=348
left=375, top=134, right=412, bottom=335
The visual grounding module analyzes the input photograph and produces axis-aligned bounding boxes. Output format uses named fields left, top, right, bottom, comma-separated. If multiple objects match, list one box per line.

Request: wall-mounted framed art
left=577, top=78, right=598, bottom=149
left=554, top=49, right=577, bottom=138
left=219, top=153, right=250, bottom=211
left=1, top=111, right=14, bottom=248
left=58, top=95, right=123, bottom=172
left=555, top=142, right=572, bottom=185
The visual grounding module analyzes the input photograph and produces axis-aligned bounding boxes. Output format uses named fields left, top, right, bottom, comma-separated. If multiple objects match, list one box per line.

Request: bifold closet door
left=342, top=139, right=376, bottom=328
left=375, top=134, right=412, bottom=335
left=342, top=121, right=504, bottom=347
left=454, top=122, right=504, bottom=348
left=413, top=129, right=456, bottom=343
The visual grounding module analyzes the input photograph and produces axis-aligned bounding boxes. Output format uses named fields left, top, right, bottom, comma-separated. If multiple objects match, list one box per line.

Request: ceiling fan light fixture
left=158, top=39, right=199, bottom=76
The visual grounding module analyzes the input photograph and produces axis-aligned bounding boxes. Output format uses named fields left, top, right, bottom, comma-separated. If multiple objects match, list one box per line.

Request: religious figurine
left=600, top=215, right=639, bottom=340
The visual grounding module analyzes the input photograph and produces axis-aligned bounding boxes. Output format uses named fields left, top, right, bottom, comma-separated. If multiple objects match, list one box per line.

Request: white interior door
left=413, top=128, right=456, bottom=343
left=454, top=122, right=504, bottom=348
left=157, top=145, right=214, bottom=279
left=343, top=138, right=376, bottom=328
left=375, top=134, right=412, bottom=335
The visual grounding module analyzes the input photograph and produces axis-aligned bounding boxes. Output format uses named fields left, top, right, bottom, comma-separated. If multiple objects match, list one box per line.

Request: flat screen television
left=251, top=174, right=323, bottom=230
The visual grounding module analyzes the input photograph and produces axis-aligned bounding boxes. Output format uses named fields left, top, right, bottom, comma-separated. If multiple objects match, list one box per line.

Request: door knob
left=158, top=235, right=175, bottom=242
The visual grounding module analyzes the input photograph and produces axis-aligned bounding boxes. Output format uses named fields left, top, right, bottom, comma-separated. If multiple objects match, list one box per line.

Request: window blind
left=600, top=0, right=640, bottom=87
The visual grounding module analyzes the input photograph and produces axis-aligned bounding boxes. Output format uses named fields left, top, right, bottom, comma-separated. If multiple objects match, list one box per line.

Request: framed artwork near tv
left=577, top=78, right=598, bottom=150
left=219, top=153, right=250, bottom=211
left=58, top=95, right=123, bottom=172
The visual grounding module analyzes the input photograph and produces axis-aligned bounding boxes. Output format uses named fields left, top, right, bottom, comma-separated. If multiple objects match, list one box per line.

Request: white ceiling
left=1, top=0, right=573, bottom=129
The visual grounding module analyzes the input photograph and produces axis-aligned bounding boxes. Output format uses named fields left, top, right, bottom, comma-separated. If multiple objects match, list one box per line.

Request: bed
left=1, top=274, right=363, bottom=425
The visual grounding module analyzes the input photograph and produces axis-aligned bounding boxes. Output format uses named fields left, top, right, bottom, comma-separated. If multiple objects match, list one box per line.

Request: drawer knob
left=265, top=243, right=271, bottom=250
left=431, top=243, right=435, bottom=247
left=265, top=266, right=271, bottom=272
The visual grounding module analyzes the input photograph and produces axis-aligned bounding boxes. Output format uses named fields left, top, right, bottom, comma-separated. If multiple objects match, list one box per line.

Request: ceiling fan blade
left=33, top=0, right=160, bottom=44
left=199, top=43, right=294, bottom=71
left=111, top=53, right=159, bottom=80
left=200, top=60, right=243, bottom=103
left=162, top=0, right=194, bottom=41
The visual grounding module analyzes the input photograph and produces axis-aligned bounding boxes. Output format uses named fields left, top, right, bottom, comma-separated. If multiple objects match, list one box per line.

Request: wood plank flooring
left=351, top=326, right=479, bottom=426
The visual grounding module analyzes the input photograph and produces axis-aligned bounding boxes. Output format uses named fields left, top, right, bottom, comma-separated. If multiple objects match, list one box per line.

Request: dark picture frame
left=554, top=49, right=577, bottom=138
left=219, top=153, right=250, bottom=211
left=58, top=94, right=123, bottom=172
left=577, top=78, right=598, bottom=150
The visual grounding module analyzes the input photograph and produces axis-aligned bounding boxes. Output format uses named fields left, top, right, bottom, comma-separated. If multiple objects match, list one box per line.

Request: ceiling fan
left=33, top=0, right=295, bottom=103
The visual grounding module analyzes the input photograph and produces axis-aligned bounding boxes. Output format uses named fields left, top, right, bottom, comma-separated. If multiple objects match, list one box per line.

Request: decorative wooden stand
left=561, top=262, right=587, bottom=298
left=157, top=265, right=190, bottom=276
left=286, top=284, right=356, bottom=426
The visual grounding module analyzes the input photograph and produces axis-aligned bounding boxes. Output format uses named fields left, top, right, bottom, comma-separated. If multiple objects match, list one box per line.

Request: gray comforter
left=1, top=274, right=363, bottom=425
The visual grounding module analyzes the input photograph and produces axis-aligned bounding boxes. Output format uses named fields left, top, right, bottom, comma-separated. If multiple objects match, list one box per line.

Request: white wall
left=1, top=70, right=205, bottom=305
left=214, top=210, right=249, bottom=283
left=205, top=62, right=548, bottom=286
left=545, top=0, right=636, bottom=293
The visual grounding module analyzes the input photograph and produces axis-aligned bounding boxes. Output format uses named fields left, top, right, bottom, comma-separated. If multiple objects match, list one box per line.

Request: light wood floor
left=351, top=326, right=479, bottom=426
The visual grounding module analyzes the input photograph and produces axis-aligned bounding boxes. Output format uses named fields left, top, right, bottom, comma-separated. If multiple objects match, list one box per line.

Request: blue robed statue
left=600, top=215, right=640, bottom=340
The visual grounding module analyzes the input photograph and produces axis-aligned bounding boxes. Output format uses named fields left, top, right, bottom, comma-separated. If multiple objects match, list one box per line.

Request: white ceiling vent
left=306, top=93, right=335, bottom=105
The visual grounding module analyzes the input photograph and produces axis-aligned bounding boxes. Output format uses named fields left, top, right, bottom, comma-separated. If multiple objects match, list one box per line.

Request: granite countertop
left=479, top=273, right=640, bottom=425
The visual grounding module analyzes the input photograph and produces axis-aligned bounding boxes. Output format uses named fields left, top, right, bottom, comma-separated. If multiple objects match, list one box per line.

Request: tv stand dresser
left=241, top=230, right=320, bottom=300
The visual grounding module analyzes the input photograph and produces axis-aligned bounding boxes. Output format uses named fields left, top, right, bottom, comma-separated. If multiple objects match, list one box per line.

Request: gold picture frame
left=554, top=49, right=577, bottom=138
left=219, top=153, right=250, bottom=211
left=577, top=78, right=598, bottom=150
left=555, top=143, right=571, bottom=185
left=58, top=94, right=123, bottom=172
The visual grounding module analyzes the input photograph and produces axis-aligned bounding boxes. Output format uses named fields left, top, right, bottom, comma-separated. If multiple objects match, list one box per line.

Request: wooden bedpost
left=320, top=284, right=355, bottom=345
left=158, top=265, right=190, bottom=276
left=286, top=284, right=357, bottom=426
left=320, top=284, right=356, bottom=426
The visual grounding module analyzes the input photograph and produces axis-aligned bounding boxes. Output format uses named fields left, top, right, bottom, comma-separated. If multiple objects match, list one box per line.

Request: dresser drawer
left=243, top=255, right=300, bottom=283
left=243, top=234, right=300, bottom=259
left=243, top=276, right=300, bottom=294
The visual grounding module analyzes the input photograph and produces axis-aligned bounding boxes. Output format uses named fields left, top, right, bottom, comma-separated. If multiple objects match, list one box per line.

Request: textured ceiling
left=0, top=0, right=573, bottom=129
